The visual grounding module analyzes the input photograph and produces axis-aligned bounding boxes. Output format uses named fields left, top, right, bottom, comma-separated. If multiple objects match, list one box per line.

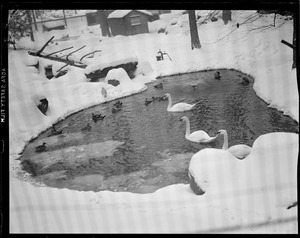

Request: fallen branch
left=35, top=36, right=54, bottom=55
left=66, top=45, right=86, bottom=60
left=46, top=46, right=74, bottom=57
left=80, top=50, right=101, bottom=61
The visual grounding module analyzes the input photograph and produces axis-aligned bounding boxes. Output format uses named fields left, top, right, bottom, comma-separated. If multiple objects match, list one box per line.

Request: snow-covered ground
left=8, top=10, right=298, bottom=233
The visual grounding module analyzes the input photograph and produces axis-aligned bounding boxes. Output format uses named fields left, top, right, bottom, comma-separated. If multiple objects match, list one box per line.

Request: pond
left=20, top=69, right=299, bottom=193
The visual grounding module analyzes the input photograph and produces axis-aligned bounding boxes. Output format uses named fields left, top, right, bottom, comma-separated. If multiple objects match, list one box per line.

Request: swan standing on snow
left=164, top=93, right=197, bottom=112
left=180, top=116, right=219, bottom=143
left=218, top=129, right=252, bottom=159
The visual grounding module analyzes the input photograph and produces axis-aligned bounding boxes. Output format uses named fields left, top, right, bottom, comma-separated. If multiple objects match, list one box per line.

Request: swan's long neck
left=222, top=131, right=229, bottom=150
left=184, top=119, right=191, bottom=137
left=167, top=95, right=172, bottom=110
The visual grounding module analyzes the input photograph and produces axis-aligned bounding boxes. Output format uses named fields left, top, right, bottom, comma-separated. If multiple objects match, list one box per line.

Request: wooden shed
left=107, top=10, right=152, bottom=36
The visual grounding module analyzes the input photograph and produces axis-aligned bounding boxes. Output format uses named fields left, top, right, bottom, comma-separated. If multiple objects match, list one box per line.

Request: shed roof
left=108, top=10, right=152, bottom=19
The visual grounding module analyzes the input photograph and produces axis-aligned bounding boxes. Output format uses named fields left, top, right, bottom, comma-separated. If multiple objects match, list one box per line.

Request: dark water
left=22, top=69, right=299, bottom=193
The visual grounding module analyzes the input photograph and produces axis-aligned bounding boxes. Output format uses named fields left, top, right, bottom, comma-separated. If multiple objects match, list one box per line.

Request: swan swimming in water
left=180, top=116, right=219, bottom=143
left=164, top=93, right=197, bottom=112
left=218, top=129, right=252, bottom=159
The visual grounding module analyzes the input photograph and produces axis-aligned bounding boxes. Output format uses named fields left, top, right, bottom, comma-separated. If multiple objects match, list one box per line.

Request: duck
left=158, top=96, right=167, bottom=101
left=145, top=98, right=152, bottom=106
left=151, top=96, right=159, bottom=101
left=101, top=87, right=107, bottom=98
left=191, top=84, right=197, bottom=90
left=98, top=114, right=106, bottom=120
left=112, top=106, right=121, bottom=114
left=241, top=77, right=250, bottom=86
left=214, top=71, right=221, bottom=80
left=92, top=113, right=105, bottom=122
left=35, top=142, right=47, bottom=153
left=113, top=100, right=123, bottom=108
left=154, top=82, right=163, bottom=89
left=218, top=129, right=252, bottom=159
left=164, top=93, right=197, bottom=112
left=47, top=126, right=63, bottom=137
left=180, top=116, right=219, bottom=143
left=81, top=123, right=91, bottom=131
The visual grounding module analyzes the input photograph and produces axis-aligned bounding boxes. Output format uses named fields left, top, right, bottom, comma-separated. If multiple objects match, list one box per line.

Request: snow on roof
left=108, top=10, right=153, bottom=19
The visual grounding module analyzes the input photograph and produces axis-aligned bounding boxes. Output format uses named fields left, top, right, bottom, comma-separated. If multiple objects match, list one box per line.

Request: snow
left=8, top=10, right=298, bottom=233
left=108, top=10, right=153, bottom=19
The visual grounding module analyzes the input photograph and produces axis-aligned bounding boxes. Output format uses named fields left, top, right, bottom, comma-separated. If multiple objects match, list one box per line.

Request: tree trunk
left=292, top=12, right=296, bottom=69
left=188, top=10, right=201, bottom=50
left=32, top=10, right=38, bottom=31
left=98, top=10, right=111, bottom=37
left=26, top=10, right=34, bottom=42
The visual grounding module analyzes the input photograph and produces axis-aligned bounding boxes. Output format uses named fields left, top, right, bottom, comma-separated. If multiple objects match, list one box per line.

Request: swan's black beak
left=180, top=118, right=183, bottom=121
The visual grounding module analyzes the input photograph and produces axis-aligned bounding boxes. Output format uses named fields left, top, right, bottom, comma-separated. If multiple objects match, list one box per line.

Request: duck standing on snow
left=82, top=123, right=91, bottom=131
left=218, top=129, right=252, bottom=159
left=101, top=87, right=107, bottom=98
left=35, top=142, right=47, bottom=153
left=164, top=93, right=197, bottom=112
left=180, top=116, right=219, bottom=143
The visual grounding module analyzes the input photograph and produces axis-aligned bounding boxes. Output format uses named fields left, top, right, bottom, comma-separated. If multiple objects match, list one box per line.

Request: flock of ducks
left=35, top=74, right=252, bottom=166
left=35, top=100, right=124, bottom=152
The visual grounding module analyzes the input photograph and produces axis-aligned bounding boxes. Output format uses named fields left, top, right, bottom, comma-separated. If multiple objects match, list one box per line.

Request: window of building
left=130, top=15, right=141, bottom=26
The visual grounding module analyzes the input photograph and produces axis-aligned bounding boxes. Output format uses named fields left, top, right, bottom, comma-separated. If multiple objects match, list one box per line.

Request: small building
left=107, top=10, right=152, bottom=36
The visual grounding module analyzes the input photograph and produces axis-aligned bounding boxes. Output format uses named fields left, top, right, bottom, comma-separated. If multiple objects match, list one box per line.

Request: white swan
left=164, top=93, right=197, bottom=112
left=180, top=116, right=219, bottom=143
left=218, top=129, right=252, bottom=159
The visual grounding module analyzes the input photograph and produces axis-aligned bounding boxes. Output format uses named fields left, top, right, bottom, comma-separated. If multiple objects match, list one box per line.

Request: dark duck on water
left=154, top=82, right=163, bottom=89
left=82, top=123, right=91, bottom=131
left=35, top=142, right=47, bottom=153
left=92, top=113, right=105, bottom=122
left=214, top=71, right=221, bottom=80
left=48, top=126, right=63, bottom=137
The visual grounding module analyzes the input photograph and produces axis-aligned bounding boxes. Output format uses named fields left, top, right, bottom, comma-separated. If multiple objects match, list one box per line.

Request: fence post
left=63, top=10, right=68, bottom=28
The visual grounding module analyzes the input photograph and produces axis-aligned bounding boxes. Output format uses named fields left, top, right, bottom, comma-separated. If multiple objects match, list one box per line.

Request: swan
left=180, top=116, right=219, bottom=143
left=164, top=93, right=197, bottom=112
left=218, top=129, right=252, bottom=159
